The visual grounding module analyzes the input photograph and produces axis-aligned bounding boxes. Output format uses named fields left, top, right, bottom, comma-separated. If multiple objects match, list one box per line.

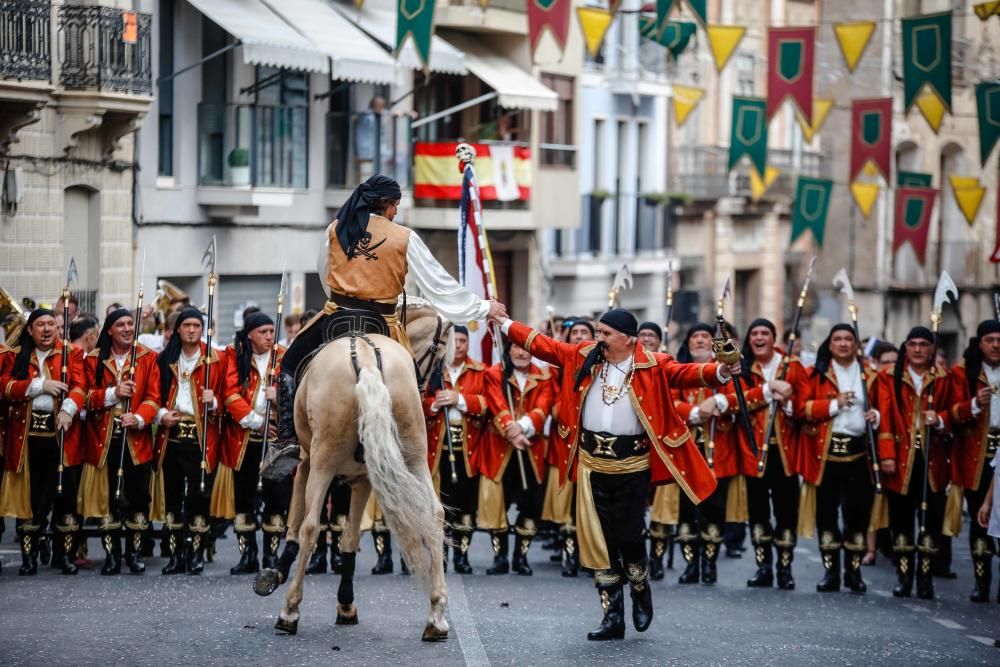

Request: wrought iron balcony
left=671, top=145, right=830, bottom=202
left=0, top=0, right=51, bottom=82
left=57, top=4, right=151, bottom=95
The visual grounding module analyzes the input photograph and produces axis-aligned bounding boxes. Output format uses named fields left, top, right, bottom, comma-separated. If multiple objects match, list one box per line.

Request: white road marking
left=447, top=574, right=490, bottom=666
left=933, top=618, right=965, bottom=630
left=873, top=590, right=891, bottom=597
left=903, top=604, right=929, bottom=613
left=794, top=547, right=811, bottom=555
left=807, top=556, right=822, bottom=563
left=967, top=635, right=996, bottom=647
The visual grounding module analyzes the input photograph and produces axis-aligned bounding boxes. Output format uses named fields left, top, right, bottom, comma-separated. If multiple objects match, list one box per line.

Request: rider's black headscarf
left=334, top=175, right=402, bottom=259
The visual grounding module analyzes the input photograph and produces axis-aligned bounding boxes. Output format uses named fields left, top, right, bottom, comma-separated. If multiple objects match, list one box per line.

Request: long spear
left=115, top=251, right=145, bottom=503
left=712, top=278, right=757, bottom=457
left=257, top=269, right=286, bottom=492
left=199, top=236, right=217, bottom=495
left=758, top=256, right=816, bottom=474
left=56, top=258, right=78, bottom=497
left=665, top=261, right=674, bottom=346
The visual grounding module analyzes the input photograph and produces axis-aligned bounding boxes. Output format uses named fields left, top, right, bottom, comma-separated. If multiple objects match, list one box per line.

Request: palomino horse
left=259, top=299, right=453, bottom=641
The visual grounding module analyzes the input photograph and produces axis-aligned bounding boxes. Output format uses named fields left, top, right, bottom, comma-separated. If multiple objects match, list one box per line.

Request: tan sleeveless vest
left=326, top=215, right=410, bottom=304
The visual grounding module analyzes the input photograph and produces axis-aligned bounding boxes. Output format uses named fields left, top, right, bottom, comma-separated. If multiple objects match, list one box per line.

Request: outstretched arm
left=406, top=232, right=493, bottom=324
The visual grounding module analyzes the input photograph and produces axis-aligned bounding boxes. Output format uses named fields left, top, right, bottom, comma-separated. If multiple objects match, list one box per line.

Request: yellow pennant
left=794, top=98, right=833, bottom=143
left=833, top=21, right=876, bottom=73
left=672, top=84, right=705, bottom=127
left=850, top=181, right=880, bottom=218
left=706, top=25, right=746, bottom=73
left=749, top=165, right=781, bottom=202
left=948, top=175, right=986, bottom=225
left=914, top=88, right=947, bottom=133
left=577, top=7, right=615, bottom=58
left=974, top=1, right=1000, bottom=20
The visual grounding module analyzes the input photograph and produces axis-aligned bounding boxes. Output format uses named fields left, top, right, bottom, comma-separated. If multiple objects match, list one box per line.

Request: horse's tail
left=354, top=365, right=439, bottom=584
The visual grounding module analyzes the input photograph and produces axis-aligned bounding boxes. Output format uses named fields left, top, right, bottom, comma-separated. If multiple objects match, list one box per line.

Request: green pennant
left=898, top=170, right=933, bottom=187
left=396, top=0, right=436, bottom=70
left=656, top=0, right=677, bottom=31
left=728, top=97, right=768, bottom=176
left=656, top=21, right=697, bottom=58
left=977, top=80, right=1000, bottom=166
left=790, top=176, right=833, bottom=247
left=685, top=0, right=707, bottom=25
left=639, top=15, right=660, bottom=38
left=902, top=11, right=952, bottom=112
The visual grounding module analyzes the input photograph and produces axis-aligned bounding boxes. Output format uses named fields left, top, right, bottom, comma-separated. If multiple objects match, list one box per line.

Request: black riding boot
left=701, top=528, right=722, bottom=584
left=816, top=546, right=841, bottom=592
left=561, top=524, right=580, bottom=578
left=843, top=533, right=868, bottom=594
left=306, top=528, right=330, bottom=575
left=261, top=514, right=285, bottom=571
left=54, top=515, right=79, bottom=575
left=453, top=516, right=474, bottom=574
left=161, top=518, right=188, bottom=575
left=231, top=529, right=260, bottom=575
left=587, top=572, right=626, bottom=641
left=17, top=524, right=40, bottom=576
left=916, top=540, right=936, bottom=600
left=371, top=520, right=393, bottom=575
left=892, top=535, right=914, bottom=598
left=512, top=521, right=535, bottom=576
left=746, top=525, right=774, bottom=588
left=626, top=561, right=653, bottom=632
left=677, top=523, right=699, bottom=584
left=261, top=373, right=301, bottom=482
left=486, top=530, right=510, bottom=575
left=187, top=517, right=209, bottom=575
left=775, top=530, right=796, bottom=590
left=970, top=538, right=993, bottom=603
left=124, top=513, right=148, bottom=575
left=99, top=526, right=122, bottom=576
left=648, top=522, right=668, bottom=581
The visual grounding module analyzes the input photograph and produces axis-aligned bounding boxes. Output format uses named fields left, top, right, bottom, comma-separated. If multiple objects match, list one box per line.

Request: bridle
left=414, top=315, right=453, bottom=391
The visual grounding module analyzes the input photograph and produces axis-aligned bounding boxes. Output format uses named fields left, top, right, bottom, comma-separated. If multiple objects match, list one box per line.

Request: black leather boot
left=626, top=561, right=653, bottom=632
left=647, top=522, right=667, bottom=581
left=187, top=518, right=209, bottom=575
left=124, top=513, right=148, bottom=575
left=816, top=548, right=841, bottom=592
left=260, top=373, right=301, bottom=482
left=230, top=529, right=260, bottom=575
left=161, top=523, right=188, bottom=575
left=306, top=528, right=330, bottom=575
left=677, top=523, right=699, bottom=584
left=371, top=521, right=394, bottom=575
left=486, top=530, right=509, bottom=575
left=100, top=528, right=122, bottom=576
left=55, top=516, right=79, bottom=575
left=512, top=522, right=535, bottom=576
left=587, top=574, right=626, bottom=641
left=775, top=530, right=796, bottom=590
left=17, top=525, right=39, bottom=576
left=892, top=551, right=914, bottom=598
left=453, top=520, right=474, bottom=575
left=701, top=531, right=722, bottom=585
left=561, top=525, right=579, bottom=578
left=746, top=525, right=774, bottom=588
left=916, top=553, right=935, bottom=600
left=969, top=539, right=992, bottom=603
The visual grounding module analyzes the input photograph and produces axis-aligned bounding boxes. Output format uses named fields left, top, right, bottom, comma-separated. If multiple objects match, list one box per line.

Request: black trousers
left=233, top=439, right=293, bottom=519
left=747, top=449, right=800, bottom=541
left=500, top=455, right=544, bottom=527
left=678, top=476, right=730, bottom=538
left=592, top=469, right=652, bottom=570
left=965, top=462, right=998, bottom=555
left=104, top=432, right=152, bottom=522
left=816, top=454, right=874, bottom=546
left=23, top=434, right=78, bottom=528
left=162, top=438, right=213, bottom=523
left=439, top=448, right=478, bottom=526
left=887, top=450, right=945, bottom=549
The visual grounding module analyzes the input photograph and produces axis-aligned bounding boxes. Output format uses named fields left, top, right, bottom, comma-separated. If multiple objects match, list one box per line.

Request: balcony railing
left=893, top=241, right=994, bottom=287
left=671, top=145, right=829, bottom=201
left=58, top=5, right=151, bottom=95
left=327, top=111, right=411, bottom=190
left=198, top=103, right=308, bottom=189
left=0, top=0, right=51, bottom=82
left=446, top=0, right=525, bottom=11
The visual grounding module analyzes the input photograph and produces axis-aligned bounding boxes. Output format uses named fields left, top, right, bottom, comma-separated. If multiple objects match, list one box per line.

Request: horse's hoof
left=335, top=604, right=359, bottom=625
left=421, top=623, right=448, bottom=642
left=274, top=616, right=298, bottom=635
left=253, top=569, right=281, bottom=597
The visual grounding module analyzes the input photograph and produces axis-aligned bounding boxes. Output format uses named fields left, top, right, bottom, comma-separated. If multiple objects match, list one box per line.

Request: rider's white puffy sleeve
left=406, top=231, right=491, bottom=323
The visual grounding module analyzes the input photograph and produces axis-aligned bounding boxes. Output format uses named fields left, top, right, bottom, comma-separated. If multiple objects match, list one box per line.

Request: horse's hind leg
left=335, top=477, right=372, bottom=626
left=253, top=457, right=309, bottom=597
left=276, top=453, right=335, bottom=635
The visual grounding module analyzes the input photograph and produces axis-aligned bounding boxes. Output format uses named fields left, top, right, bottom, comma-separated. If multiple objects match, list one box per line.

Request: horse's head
left=403, top=296, right=454, bottom=391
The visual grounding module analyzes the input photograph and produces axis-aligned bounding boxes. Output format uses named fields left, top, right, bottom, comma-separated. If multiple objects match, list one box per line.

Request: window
left=540, top=74, right=575, bottom=168
left=157, top=0, right=174, bottom=177
left=735, top=52, right=756, bottom=96
left=255, top=67, right=309, bottom=188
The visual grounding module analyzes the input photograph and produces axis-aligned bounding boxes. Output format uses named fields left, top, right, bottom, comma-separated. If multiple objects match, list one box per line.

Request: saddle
left=294, top=307, right=389, bottom=386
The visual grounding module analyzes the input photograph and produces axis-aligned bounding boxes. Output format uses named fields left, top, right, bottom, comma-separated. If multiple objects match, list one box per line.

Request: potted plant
left=641, top=192, right=672, bottom=206
left=590, top=188, right=613, bottom=201
left=228, top=148, right=250, bottom=186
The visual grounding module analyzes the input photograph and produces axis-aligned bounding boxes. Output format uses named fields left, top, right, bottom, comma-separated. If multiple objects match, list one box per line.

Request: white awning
left=260, top=0, right=397, bottom=85
left=186, top=0, right=329, bottom=73
left=440, top=34, right=558, bottom=112
left=332, top=2, right=467, bottom=75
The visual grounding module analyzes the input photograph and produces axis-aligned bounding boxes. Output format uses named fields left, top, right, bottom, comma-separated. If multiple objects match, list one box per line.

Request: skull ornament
left=455, top=142, right=477, bottom=164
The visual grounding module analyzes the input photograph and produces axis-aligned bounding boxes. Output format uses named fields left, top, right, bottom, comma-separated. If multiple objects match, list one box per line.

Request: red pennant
left=766, top=27, right=815, bottom=120
left=850, top=97, right=893, bottom=183
left=893, top=187, right=938, bottom=266
left=528, top=0, right=571, bottom=59
left=992, top=182, right=1000, bottom=263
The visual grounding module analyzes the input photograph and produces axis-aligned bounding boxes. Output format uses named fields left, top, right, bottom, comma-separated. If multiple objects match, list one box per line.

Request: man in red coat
left=154, top=308, right=225, bottom=575
left=796, top=324, right=880, bottom=594
left=423, top=325, right=488, bottom=574
left=0, top=309, right=86, bottom=576
left=79, top=308, right=161, bottom=575
left=948, top=320, right=1000, bottom=602
left=480, top=341, right=555, bottom=576
left=493, top=308, right=739, bottom=641
left=876, top=326, right=951, bottom=599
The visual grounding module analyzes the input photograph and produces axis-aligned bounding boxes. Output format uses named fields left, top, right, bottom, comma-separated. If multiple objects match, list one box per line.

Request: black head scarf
left=741, top=318, right=777, bottom=382
left=158, top=307, right=204, bottom=401
left=234, top=312, right=274, bottom=389
left=566, top=319, right=595, bottom=339
left=638, top=321, right=663, bottom=343
left=812, top=323, right=857, bottom=380
left=93, top=308, right=133, bottom=385
left=600, top=309, right=639, bottom=337
left=334, top=174, right=402, bottom=258
left=893, top=326, right=937, bottom=403
left=12, top=308, right=55, bottom=379
left=962, top=320, right=1000, bottom=396
left=676, top=322, right=715, bottom=364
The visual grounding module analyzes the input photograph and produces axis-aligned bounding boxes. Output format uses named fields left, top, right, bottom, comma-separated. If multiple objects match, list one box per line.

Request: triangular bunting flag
left=794, top=98, right=833, bottom=143
left=672, top=84, right=705, bottom=127
left=902, top=12, right=952, bottom=113
left=833, top=21, right=876, bottom=73
left=528, top=0, right=571, bottom=61
left=577, top=7, right=615, bottom=58
left=948, top=175, right=986, bottom=225
left=974, top=1, right=1000, bottom=20
left=915, top=88, right=948, bottom=133
left=976, top=81, right=1000, bottom=166
left=657, top=21, right=697, bottom=58
left=893, top=187, right=938, bottom=266
left=728, top=96, right=768, bottom=176
left=766, top=26, right=816, bottom=120
left=706, top=25, right=746, bottom=72
left=396, top=0, right=436, bottom=70
left=790, top=176, right=833, bottom=247
left=850, top=98, right=892, bottom=183
left=684, top=0, right=707, bottom=25
left=750, top=165, right=781, bottom=202
left=850, top=181, right=880, bottom=217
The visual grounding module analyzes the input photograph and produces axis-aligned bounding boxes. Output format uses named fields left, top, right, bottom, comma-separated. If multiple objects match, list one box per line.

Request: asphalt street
left=0, top=521, right=997, bottom=667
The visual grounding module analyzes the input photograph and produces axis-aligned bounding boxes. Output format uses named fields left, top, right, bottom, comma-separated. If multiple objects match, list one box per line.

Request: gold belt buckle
left=177, top=420, right=198, bottom=440
left=830, top=435, right=852, bottom=456
left=987, top=432, right=1000, bottom=457
left=592, top=433, right=619, bottom=458
left=448, top=422, right=464, bottom=441
left=29, top=410, right=54, bottom=434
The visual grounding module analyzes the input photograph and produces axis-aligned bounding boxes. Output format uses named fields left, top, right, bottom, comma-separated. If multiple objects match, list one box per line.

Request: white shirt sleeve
left=60, top=398, right=78, bottom=417
left=715, top=366, right=730, bottom=384
left=872, top=410, right=881, bottom=429
left=689, top=406, right=702, bottom=425
left=27, top=378, right=43, bottom=398
left=455, top=395, right=468, bottom=413
left=240, top=412, right=264, bottom=431
left=714, top=394, right=729, bottom=412
left=134, top=415, right=146, bottom=430
left=156, top=407, right=168, bottom=425
left=828, top=399, right=840, bottom=417
left=104, top=387, right=119, bottom=407
left=972, top=399, right=984, bottom=416
left=406, top=232, right=491, bottom=323
left=517, top=415, right=536, bottom=439
left=501, top=319, right=513, bottom=334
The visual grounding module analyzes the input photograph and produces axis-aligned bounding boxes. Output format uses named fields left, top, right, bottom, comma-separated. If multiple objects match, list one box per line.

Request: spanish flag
left=414, top=142, right=532, bottom=201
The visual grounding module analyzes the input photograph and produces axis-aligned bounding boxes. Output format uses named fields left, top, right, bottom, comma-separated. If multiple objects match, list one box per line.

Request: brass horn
left=0, top=287, right=28, bottom=347
left=151, top=279, right=188, bottom=333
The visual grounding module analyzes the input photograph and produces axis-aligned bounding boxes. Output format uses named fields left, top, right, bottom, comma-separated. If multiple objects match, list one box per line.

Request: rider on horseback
left=263, top=174, right=507, bottom=478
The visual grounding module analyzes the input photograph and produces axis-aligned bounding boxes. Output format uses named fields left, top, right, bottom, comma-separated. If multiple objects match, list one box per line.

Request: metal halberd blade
left=933, top=271, right=958, bottom=314
left=832, top=268, right=855, bottom=303
left=201, top=236, right=217, bottom=275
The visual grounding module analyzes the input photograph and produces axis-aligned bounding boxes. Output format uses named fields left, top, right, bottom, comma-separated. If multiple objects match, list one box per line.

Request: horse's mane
left=397, top=294, right=437, bottom=316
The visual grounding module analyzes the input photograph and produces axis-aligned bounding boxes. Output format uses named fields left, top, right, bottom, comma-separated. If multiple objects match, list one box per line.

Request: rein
left=413, top=314, right=453, bottom=391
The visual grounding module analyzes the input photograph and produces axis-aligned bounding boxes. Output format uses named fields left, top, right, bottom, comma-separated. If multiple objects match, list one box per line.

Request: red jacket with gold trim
left=875, top=364, right=951, bottom=495
left=947, top=361, right=996, bottom=490
left=220, top=344, right=286, bottom=471
left=725, top=352, right=806, bottom=478
left=422, top=357, right=488, bottom=477
left=82, top=343, right=161, bottom=468
left=672, top=386, right=738, bottom=479
left=506, top=321, right=723, bottom=503
left=153, top=343, right=225, bottom=472
left=1, top=340, right=87, bottom=472
left=481, top=361, right=555, bottom=484
left=795, top=362, right=879, bottom=486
